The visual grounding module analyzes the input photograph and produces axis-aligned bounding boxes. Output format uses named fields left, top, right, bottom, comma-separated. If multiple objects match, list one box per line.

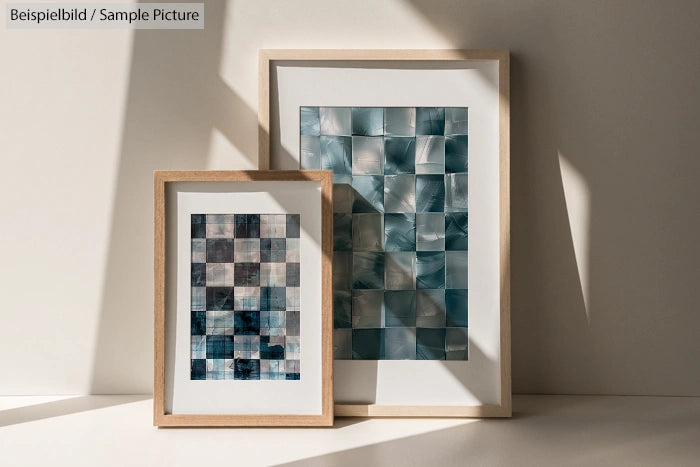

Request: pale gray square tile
left=385, top=252, right=416, bottom=290
left=445, top=107, right=469, bottom=136
left=352, top=213, right=384, bottom=251
left=416, top=213, right=445, bottom=251
left=206, top=223, right=234, bottom=238
left=206, top=214, right=235, bottom=224
left=260, top=262, right=286, bottom=287
left=384, top=174, right=416, bottom=213
left=445, top=173, right=468, bottom=212
left=416, top=289, right=446, bottom=327
left=223, top=263, right=235, bottom=287
left=415, top=135, right=445, bottom=174
left=320, top=107, right=351, bottom=135
left=300, top=135, right=321, bottom=169
left=234, top=238, right=260, bottom=262
left=192, top=239, right=206, bottom=263
left=446, top=327, right=469, bottom=360
left=333, top=184, right=354, bottom=213
left=352, top=136, right=384, bottom=175
left=334, top=329, right=352, bottom=359
left=191, top=287, right=205, bottom=311
left=385, top=107, right=416, bottom=136
left=206, top=263, right=225, bottom=286
left=352, top=290, right=383, bottom=328
left=286, top=238, right=300, bottom=262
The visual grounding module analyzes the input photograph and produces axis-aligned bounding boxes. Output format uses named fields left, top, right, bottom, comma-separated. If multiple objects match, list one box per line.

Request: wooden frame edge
left=153, top=170, right=334, bottom=427
left=257, top=49, right=511, bottom=418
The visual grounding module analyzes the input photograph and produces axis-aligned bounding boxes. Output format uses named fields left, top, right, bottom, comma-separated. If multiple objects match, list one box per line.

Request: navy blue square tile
left=384, top=137, right=416, bottom=174
left=286, top=214, right=300, bottom=238
left=206, top=239, right=234, bottom=263
left=206, top=287, right=235, bottom=311
left=415, top=175, right=445, bottom=213
left=234, top=358, right=260, bottom=380
left=234, top=214, right=260, bottom=238
left=261, top=287, right=286, bottom=311
left=191, top=311, right=206, bottom=335
left=233, top=263, right=260, bottom=286
left=321, top=135, right=353, bottom=183
left=191, top=263, right=206, bottom=287
left=260, top=238, right=286, bottom=262
left=416, top=107, right=445, bottom=135
left=286, top=263, right=300, bottom=286
left=191, top=359, right=206, bottom=380
left=191, top=223, right=206, bottom=239
left=191, top=214, right=206, bottom=224
left=446, top=289, right=468, bottom=327
left=352, top=328, right=385, bottom=359
left=285, top=372, right=301, bottom=380
left=260, top=336, right=285, bottom=359
left=206, top=335, right=234, bottom=359
left=234, top=310, right=260, bottom=335
left=416, top=252, right=446, bottom=289
left=416, top=328, right=446, bottom=359
left=445, top=212, right=468, bottom=250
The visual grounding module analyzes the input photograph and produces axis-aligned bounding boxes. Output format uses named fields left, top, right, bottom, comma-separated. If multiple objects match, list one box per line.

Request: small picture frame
left=259, top=50, right=511, bottom=417
left=153, top=170, right=334, bottom=426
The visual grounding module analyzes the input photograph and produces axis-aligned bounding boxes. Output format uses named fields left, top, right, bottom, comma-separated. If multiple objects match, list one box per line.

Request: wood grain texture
left=257, top=50, right=511, bottom=418
left=153, top=170, right=334, bottom=427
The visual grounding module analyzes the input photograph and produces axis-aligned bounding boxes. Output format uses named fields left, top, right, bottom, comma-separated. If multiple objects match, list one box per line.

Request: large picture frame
left=154, top=170, right=334, bottom=426
left=259, top=50, right=510, bottom=418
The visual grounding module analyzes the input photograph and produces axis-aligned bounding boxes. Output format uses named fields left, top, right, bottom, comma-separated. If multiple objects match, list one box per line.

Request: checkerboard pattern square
left=301, top=106, right=468, bottom=361
left=190, top=213, right=301, bottom=380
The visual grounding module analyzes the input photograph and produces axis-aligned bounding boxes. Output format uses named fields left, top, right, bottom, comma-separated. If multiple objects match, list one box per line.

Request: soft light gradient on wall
left=0, top=0, right=698, bottom=396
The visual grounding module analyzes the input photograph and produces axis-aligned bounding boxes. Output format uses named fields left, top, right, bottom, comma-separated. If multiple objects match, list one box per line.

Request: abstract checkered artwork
left=300, top=107, right=469, bottom=360
left=190, top=213, right=301, bottom=380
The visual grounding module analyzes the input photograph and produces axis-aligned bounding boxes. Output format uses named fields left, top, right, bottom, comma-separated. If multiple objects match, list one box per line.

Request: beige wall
left=1, top=0, right=698, bottom=395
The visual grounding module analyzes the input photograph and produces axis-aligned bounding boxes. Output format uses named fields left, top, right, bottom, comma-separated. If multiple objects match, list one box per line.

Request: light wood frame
left=154, top=170, right=334, bottom=427
left=258, top=49, right=511, bottom=418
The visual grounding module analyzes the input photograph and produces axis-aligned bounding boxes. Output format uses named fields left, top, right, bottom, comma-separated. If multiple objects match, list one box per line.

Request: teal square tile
left=384, top=290, right=416, bottom=327
left=352, top=107, right=384, bottom=136
left=445, top=212, right=468, bottom=250
left=385, top=327, right=417, bottom=359
left=333, top=290, right=352, bottom=328
left=416, top=251, right=445, bottom=289
left=352, top=328, right=385, bottom=359
left=416, top=107, right=445, bottom=135
left=445, top=135, right=468, bottom=173
left=321, top=135, right=352, bottom=183
left=446, top=289, right=468, bottom=327
left=352, top=175, right=384, bottom=213
left=384, top=213, right=416, bottom=252
left=446, top=251, right=468, bottom=289
left=384, top=137, right=416, bottom=174
left=416, top=328, right=446, bottom=359
left=416, top=175, right=445, bottom=212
